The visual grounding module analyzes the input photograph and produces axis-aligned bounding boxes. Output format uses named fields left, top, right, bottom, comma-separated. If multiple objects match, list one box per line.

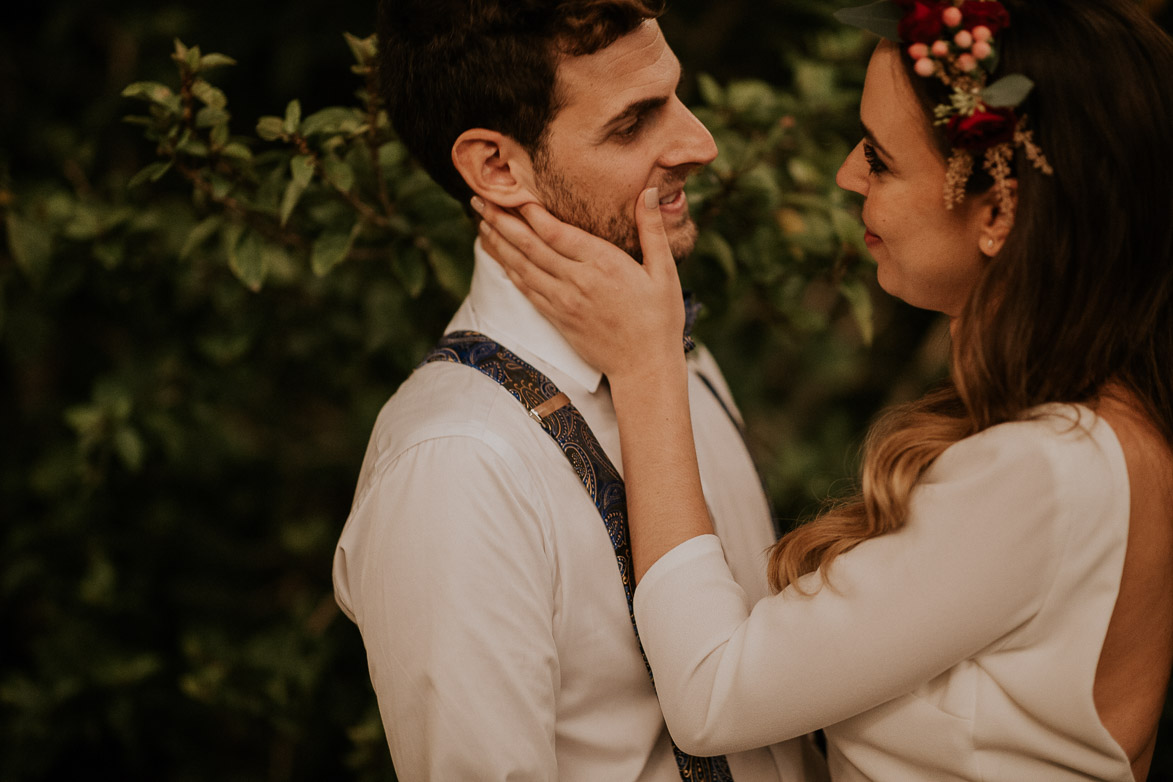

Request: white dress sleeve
left=633, top=417, right=1090, bottom=757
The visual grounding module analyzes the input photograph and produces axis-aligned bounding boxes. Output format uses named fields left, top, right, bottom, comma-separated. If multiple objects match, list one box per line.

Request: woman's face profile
left=836, top=42, right=991, bottom=318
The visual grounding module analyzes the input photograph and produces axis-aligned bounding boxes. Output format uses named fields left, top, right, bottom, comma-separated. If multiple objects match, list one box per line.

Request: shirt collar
left=456, top=238, right=604, bottom=393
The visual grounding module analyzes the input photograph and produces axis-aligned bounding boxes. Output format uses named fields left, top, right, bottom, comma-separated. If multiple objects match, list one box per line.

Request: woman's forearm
left=607, top=354, right=716, bottom=582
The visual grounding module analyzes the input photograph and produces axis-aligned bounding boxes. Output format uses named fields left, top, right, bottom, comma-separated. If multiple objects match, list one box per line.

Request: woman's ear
left=978, top=178, right=1018, bottom=257
left=451, top=129, right=541, bottom=208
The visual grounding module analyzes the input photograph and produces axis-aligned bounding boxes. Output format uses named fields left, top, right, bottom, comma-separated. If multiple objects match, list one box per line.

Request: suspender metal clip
left=528, top=392, right=570, bottom=423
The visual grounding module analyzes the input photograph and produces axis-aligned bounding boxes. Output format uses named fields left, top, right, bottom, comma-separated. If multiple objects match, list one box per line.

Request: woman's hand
left=471, top=188, right=686, bottom=386
left=475, top=188, right=711, bottom=580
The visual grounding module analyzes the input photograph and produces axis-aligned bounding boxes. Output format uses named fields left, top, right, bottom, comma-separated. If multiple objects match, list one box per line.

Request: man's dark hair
left=377, top=0, right=666, bottom=202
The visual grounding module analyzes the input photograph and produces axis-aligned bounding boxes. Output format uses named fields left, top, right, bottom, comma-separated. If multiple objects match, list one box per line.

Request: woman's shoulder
left=925, top=403, right=1128, bottom=511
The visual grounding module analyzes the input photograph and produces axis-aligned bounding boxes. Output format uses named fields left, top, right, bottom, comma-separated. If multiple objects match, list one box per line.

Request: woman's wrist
left=605, top=351, right=690, bottom=409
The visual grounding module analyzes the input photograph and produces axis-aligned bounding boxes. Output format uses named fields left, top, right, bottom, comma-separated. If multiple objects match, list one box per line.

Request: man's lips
left=864, top=228, right=882, bottom=247
left=658, top=189, right=687, bottom=213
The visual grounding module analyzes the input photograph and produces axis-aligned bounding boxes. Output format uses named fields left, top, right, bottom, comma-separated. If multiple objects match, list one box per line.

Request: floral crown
left=836, top=0, right=1052, bottom=212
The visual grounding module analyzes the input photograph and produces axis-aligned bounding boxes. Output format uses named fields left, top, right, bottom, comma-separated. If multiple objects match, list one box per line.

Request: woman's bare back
left=1094, top=394, right=1173, bottom=780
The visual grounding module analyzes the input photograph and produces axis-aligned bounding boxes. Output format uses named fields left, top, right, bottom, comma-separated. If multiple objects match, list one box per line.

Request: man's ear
left=978, top=178, right=1018, bottom=257
left=451, top=129, right=542, bottom=208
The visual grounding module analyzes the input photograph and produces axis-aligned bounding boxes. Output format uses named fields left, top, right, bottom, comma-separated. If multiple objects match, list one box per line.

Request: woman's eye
left=863, top=142, right=888, bottom=175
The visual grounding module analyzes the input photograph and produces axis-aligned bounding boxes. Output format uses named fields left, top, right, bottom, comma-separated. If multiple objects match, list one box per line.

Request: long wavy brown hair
left=769, top=0, right=1173, bottom=593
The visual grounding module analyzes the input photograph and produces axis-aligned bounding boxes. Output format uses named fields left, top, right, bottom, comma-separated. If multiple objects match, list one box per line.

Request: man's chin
left=667, top=220, right=698, bottom=263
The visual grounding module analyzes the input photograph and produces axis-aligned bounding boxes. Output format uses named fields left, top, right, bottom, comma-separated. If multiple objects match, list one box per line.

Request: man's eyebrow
left=595, top=60, right=683, bottom=141
left=600, top=95, right=668, bottom=134
left=860, top=121, right=894, bottom=161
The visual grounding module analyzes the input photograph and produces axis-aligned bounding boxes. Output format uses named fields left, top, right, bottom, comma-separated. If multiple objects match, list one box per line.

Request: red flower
left=897, top=1, right=949, bottom=43
left=947, top=107, right=1018, bottom=150
left=959, top=0, right=1011, bottom=36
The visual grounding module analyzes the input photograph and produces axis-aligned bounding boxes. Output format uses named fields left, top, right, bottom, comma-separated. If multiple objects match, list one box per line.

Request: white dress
left=634, top=404, right=1137, bottom=781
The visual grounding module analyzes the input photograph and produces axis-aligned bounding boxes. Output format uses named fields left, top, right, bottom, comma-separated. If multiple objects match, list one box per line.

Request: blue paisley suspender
left=421, top=330, right=735, bottom=782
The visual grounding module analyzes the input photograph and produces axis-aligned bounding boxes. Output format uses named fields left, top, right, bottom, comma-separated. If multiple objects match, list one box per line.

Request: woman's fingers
left=517, top=201, right=626, bottom=269
left=628, top=189, right=685, bottom=357
left=476, top=209, right=560, bottom=306
left=472, top=197, right=573, bottom=280
left=488, top=229, right=562, bottom=323
left=474, top=196, right=639, bottom=321
left=636, top=188, right=675, bottom=280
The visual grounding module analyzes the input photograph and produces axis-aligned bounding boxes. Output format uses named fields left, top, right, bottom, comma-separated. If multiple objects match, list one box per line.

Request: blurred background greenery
left=2, top=1, right=1170, bottom=780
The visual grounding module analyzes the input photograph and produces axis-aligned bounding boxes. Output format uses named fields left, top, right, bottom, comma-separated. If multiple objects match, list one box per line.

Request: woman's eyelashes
left=864, top=142, right=889, bottom=175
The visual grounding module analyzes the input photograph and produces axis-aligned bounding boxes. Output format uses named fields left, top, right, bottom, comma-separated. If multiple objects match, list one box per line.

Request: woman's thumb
left=638, top=187, right=674, bottom=276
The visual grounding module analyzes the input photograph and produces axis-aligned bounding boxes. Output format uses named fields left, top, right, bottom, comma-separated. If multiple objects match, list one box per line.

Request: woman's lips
left=864, top=229, right=882, bottom=248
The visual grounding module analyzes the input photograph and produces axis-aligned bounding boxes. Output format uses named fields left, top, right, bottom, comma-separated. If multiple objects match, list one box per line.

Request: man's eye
left=615, top=119, right=642, bottom=139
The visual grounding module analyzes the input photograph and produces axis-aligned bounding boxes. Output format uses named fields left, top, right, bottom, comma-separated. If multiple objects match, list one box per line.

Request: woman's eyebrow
left=861, top=121, right=894, bottom=160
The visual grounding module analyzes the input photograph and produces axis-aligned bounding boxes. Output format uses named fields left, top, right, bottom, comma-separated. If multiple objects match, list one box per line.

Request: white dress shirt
left=635, top=404, right=1136, bottom=781
left=333, top=241, right=823, bottom=781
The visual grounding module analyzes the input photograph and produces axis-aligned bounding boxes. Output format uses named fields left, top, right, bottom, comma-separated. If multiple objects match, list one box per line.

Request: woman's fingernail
left=470, top=196, right=485, bottom=214
left=478, top=219, right=492, bottom=235
left=644, top=187, right=660, bottom=210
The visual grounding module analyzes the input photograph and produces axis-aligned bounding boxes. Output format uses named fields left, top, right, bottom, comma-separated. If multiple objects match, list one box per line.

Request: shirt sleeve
left=337, top=434, right=559, bottom=781
left=632, top=420, right=1087, bottom=757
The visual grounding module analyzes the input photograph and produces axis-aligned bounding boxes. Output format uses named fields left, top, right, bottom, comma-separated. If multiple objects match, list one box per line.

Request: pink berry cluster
left=908, top=9, right=995, bottom=77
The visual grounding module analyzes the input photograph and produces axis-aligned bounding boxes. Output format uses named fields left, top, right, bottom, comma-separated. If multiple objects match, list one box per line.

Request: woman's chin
left=876, top=268, right=935, bottom=313
left=874, top=261, right=901, bottom=300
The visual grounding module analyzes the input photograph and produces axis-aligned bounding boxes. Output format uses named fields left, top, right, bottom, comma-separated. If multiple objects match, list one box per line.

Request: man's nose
left=659, top=98, right=719, bottom=170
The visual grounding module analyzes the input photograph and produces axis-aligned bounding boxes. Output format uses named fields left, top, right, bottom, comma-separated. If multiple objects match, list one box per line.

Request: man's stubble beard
left=532, top=148, right=698, bottom=264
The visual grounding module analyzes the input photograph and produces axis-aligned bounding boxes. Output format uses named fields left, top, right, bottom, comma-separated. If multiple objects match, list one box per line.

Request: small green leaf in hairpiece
left=981, top=74, right=1036, bottom=108
left=833, top=1, right=903, bottom=42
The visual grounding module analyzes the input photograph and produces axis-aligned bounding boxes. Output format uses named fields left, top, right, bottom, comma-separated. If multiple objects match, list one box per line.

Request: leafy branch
left=122, top=36, right=472, bottom=294
left=116, top=33, right=871, bottom=341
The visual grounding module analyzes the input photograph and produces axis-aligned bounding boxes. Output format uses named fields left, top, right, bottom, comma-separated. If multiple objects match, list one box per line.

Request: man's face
left=531, top=20, right=718, bottom=262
